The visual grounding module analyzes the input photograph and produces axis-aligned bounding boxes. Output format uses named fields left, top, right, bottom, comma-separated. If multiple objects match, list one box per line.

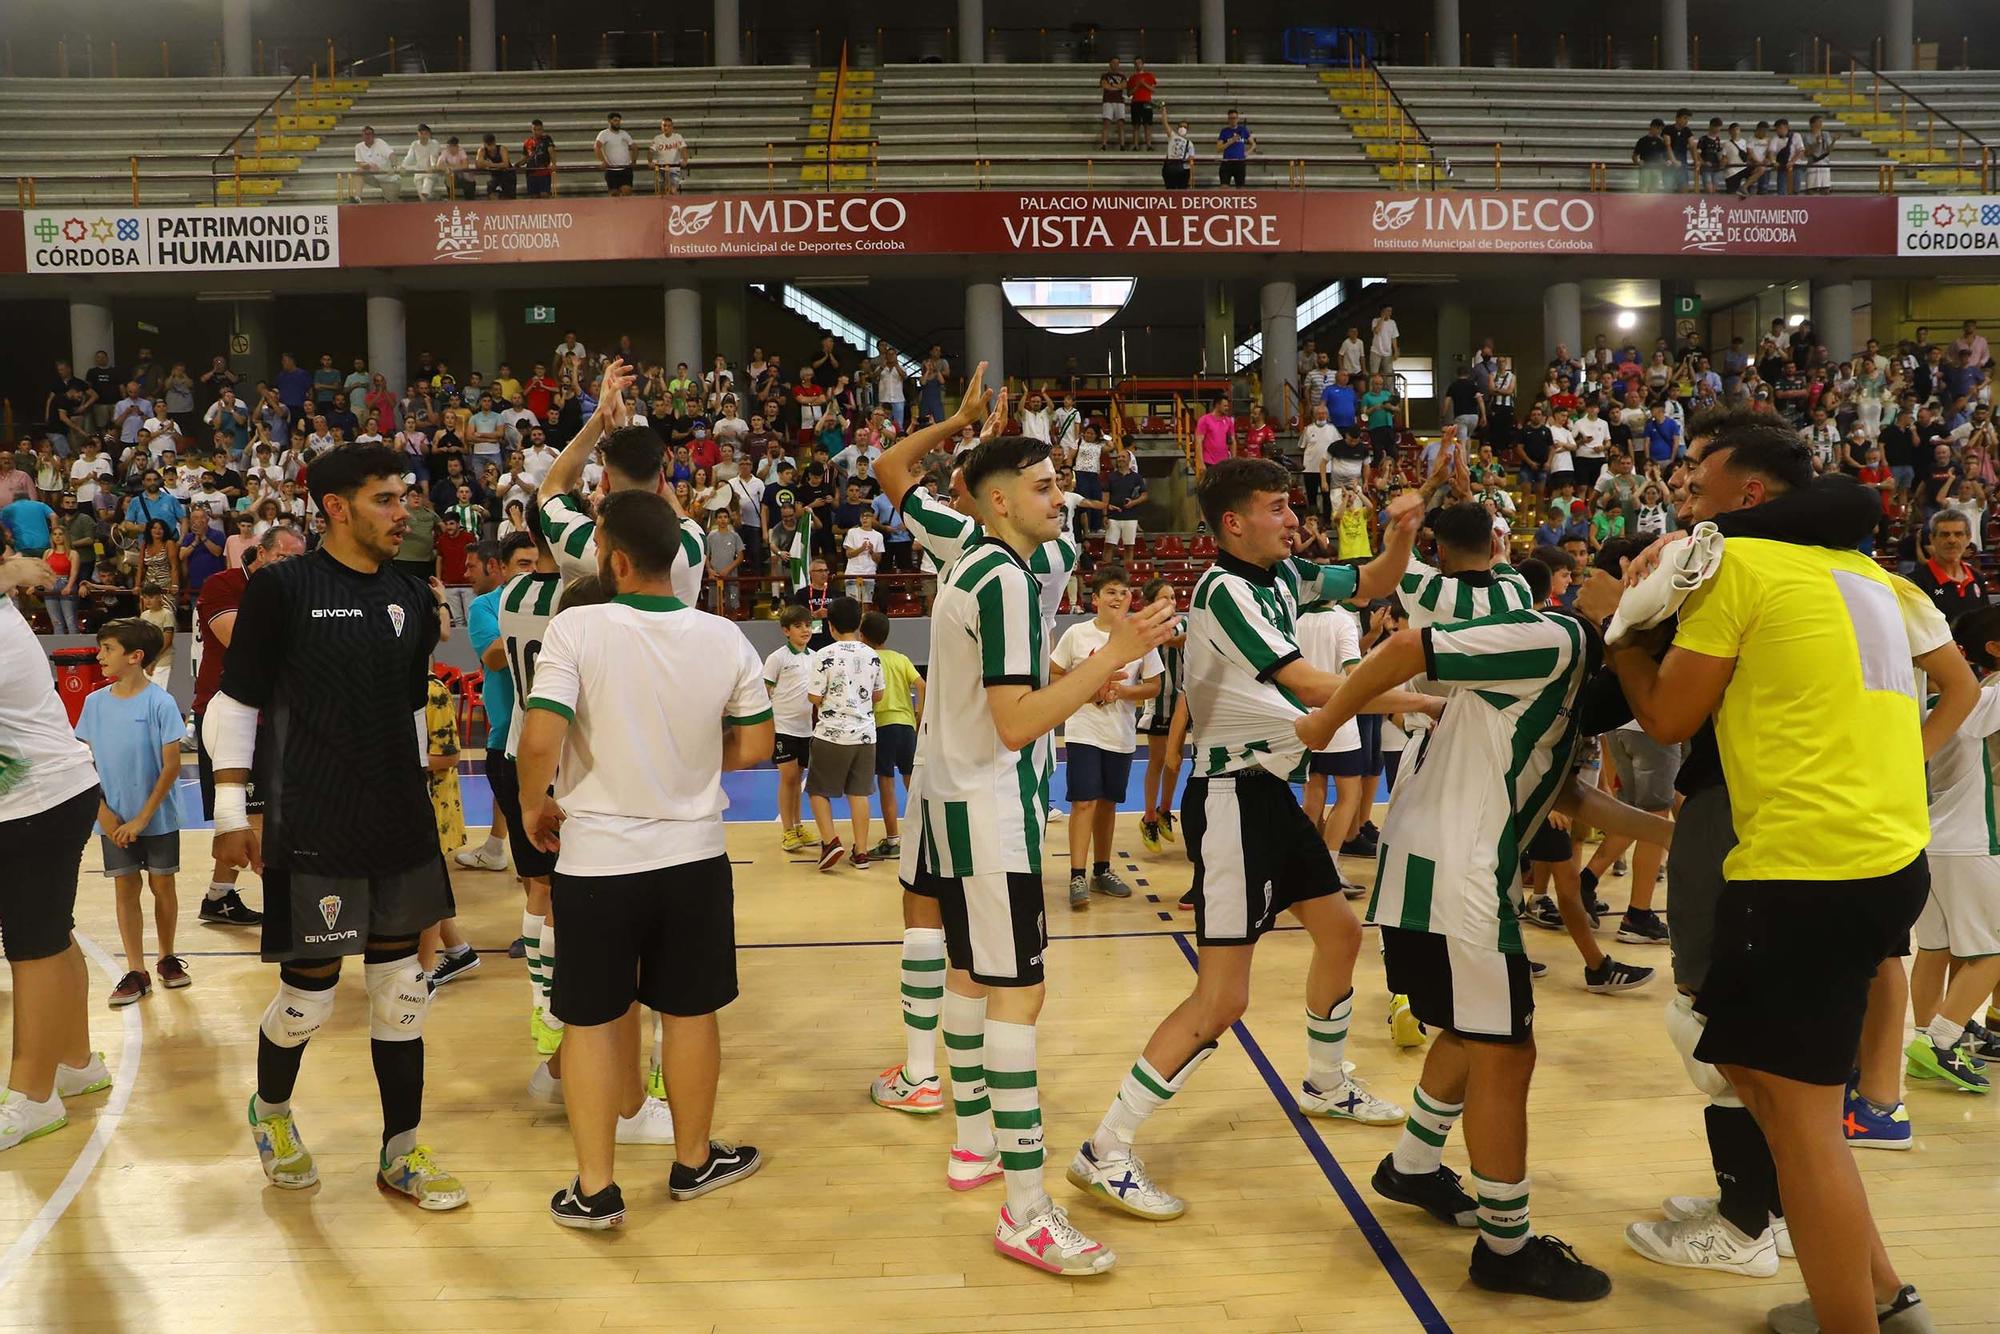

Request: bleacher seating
left=1843, top=69, right=2000, bottom=188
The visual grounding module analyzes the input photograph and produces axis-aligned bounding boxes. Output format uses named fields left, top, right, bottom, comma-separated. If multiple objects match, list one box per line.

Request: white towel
left=1606, top=522, right=1726, bottom=646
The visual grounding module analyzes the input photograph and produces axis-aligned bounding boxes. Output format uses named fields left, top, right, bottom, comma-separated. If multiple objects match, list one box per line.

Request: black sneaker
left=1577, top=870, right=1607, bottom=925
left=1969, top=1019, right=2000, bottom=1062
left=1371, top=1154, right=1477, bottom=1227
left=507, top=936, right=529, bottom=959
left=668, top=1141, right=763, bottom=1200
left=1527, top=959, right=1548, bottom=980
left=1615, top=908, right=1670, bottom=945
left=1467, top=1234, right=1611, bottom=1302
left=429, top=948, right=481, bottom=987
left=550, top=1176, right=625, bottom=1230
left=199, top=889, right=263, bottom=926
left=1340, top=831, right=1380, bottom=858
left=1583, top=956, right=1655, bottom=994
left=1522, top=896, right=1565, bottom=931
left=1177, top=887, right=1195, bottom=912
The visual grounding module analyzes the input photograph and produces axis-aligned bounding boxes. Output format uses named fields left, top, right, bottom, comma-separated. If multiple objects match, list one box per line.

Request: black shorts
left=605, top=167, right=634, bottom=190
left=875, top=722, right=916, bottom=778
left=551, top=854, right=738, bottom=1024
left=485, top=751, right=555, bottom=879
left=773, top=732, right=812, bottom=767
left=1, top=784, right=98, bottom=962
left=1356, top=713, right=1386, bottom=777
left=1381, top=926, right=1535, bottom=1044
left=918, top=860, right=1048, bottom=988
left=1525, top=819, right=1572, bottom=864
left=1218, top=160, right=1248, bottom=187
left=261, top=856, right=455, bottom=963
left=1131, top=102, right=1155, bottom=125
left=1309, top=748, right=1367, bottom=778
left=1138, top=707, right=1176, bottom=738
left=1183, top=769, right=1337, bottom=947
left=1695, top=854, right=1930, bottom=1086
left=195, top=712, right=266, bottom=818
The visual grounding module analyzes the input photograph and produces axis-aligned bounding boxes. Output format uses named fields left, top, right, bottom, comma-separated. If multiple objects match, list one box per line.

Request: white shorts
left=1101, top=103, right=1127, bottom=121
left=1917, top=853, right=2000, bottom=957
left=1105, top=518, right=1139, bottom=545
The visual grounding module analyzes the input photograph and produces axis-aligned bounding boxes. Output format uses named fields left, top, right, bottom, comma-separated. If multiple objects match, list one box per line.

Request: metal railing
left=1358, top=52, right=1444, bottom=190
left=1815, top=39, right=1992, bottom=187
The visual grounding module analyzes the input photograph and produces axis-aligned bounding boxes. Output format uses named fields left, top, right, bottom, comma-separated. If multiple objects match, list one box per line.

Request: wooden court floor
left=3, top=812, right=1997, bottom=1333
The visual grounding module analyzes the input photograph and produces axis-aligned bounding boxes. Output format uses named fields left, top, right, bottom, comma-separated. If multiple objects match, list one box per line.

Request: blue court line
left=1169, top=932, right=1451, bottom=1334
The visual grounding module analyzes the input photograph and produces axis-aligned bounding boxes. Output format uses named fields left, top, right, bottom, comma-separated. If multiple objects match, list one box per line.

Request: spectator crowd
left=1630, top=108, right=1840, bottom=195
left=350, top=112, right=694, bottom=201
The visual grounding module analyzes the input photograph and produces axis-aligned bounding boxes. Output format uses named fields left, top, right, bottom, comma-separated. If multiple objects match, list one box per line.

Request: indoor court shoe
left=1468, top=1235, right=1612, bottom=1302
left=454, top=842, right=509, bottom=872
left=780, top=825, right=809, bottom=853
left=1527, top=960, right=1548, bottom=980
left=870, top=1063, right=944, bottom=1114
left=108, top=970, right=151, bottom=1007
left=377, top=1145, right=468, bottom=1211
left=1964, top=1018, right=2000, bottom=1061
left=550, top=1177, right=624, bottom=1230
left=1661, top=1196, right=1792, bottom=1258
left=1904, top=1036, right=1990, bottom=1092
left=946, top=1146, right=1003, bottom=1191
left=0, top=1091, right=66, bottom=1153
left=248, top=1095, right=317, bottom=1189
left=851, top=850, right=871, bottom=869
left=1522, top=896, right=1565, bottom=931
left=1766, top=1284, right=1936, bottom=1334
left=1299, top=1075, right=1404, bottom=1124
left=531, top=1007, right=565, bottom=1056
left=870, top=836, right=900, bottom=859
left=1140, top=819, right=1161, bottom=853
left=1091, top=869, right=1133, bottom=899
left=818, top=838, right=846, bottom=872
left=1583, top=957, right=1655, bottom=994
left=198, top=888, right=263, bottom=925
left=1616, top=908, right=1670, bottom=945
left=1625, top=1212, right=1779, bottom=1277
left=55, top=1053, right=112, bottom=1097
left=1387, top=994, right=1427, bottom=1049
left=1157, top=811, right=1178, bottom=843
left=668, top=1141, right=762, bottom=1200
left=1066, top=1141, right=1185, bottom=1220
left=1842, top=1089, right=1913, bottom=1150
left=1370, top=1154, right=1477, bottom=1226
left=1177, top=887, right=1195, bottom=911
left=994, top=1199, right=1116, bottom=1275
left=428, top=948, right=480, bottom=987
left=527, top=1061, right=560, bottom=1104
left=615, top=1096, right=676, bottom=1145
left=1069, top=874, right=1090, bottom=911
left=507, top=936, right=528, bottom=959
left=157, top=955, right=191, bottom=988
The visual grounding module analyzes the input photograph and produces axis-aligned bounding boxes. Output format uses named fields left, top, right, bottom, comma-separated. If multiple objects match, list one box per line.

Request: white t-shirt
left=1300, top=421, right=1338, bottom=473
left=877, top=362, right=905, bottom=405
left=650, top=132, right=688, bottom=167
left=354, top=139, right=396, bottom=172
left=1571, top=414, right=1610, bottom=458
left=1073, top=437, right=1103, bottom=472
left=1371, top=318, right=1400, bottom=358
left=1338, top=337, right=1366, bottom=375
left=1018, top=407, right=1051, bottom=443
left=526, top=595, right=769, bottom=873
left=69, top=453, right=112, bottom=501
left=1547, top=423, right=1576, bottom=475
left=1051, top=620, right=1164, bottom=755
left=596, top=128, right=635, bottom=168
left=1926, top=683, right=2000, bottom=855
left=843, top=526, right=885, bottom=574
left=762, top=643, right=816, bottom=737
left=808, top=639, right=883, bottom=744
left=1295, top=606, right=1362, bottom=753
left=0, top=600, right=100, bottom=822
left=520, top=444, right=561, bottom=487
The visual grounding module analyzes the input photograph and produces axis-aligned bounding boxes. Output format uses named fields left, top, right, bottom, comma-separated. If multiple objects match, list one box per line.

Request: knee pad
left=261, top=981, right=336, bottom=1048
left=366, top=954, right=432, bottom=1042
left=1666, top=992, right=1733, bottom=1101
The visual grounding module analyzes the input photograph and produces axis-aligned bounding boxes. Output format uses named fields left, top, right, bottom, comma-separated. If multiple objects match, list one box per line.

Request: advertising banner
left=1896, top=196, right=2000, bottom=256
left=334, top=198, right=665, bottom=267
left=22, top=206, right=339, bottom=273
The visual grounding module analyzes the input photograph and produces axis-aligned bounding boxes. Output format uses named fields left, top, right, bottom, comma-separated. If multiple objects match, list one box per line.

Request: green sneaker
left=531, top=1006, right=564, bottom=1056
left=377, top=1144, right=468, bottom=1211
left=647, top=1063, right=667, bottom=1101
left=1140, top=820, right=1161, bottom=853
left=1904, top=1036, right=1989, bottom=1093
left=247, top=1094, right=317, bottom=1189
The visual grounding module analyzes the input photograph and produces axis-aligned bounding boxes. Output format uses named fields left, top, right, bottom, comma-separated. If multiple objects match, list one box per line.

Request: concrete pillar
left=714, top=0, right=741, bottom=66
left=1434, top=0, right=1461, bottom=67
left=1542, top=282, right=1581, bottom=366
left=232, top=299, right=273, bottom=386
left=1202, top=280, right=1235, bottom=381
left=1661, top=0, right=1688, bottom=71
left=469, top=290, right=501, bottom=380
left=965, top=279, right=1006, bottom=388
left=1884, top=0, right=1914, bottom=70
left=1200, top=0, right=1227, bottom=64
left=958, top=0, right=983, bottom=64
left=664, top=284, right=703, bottom=385
left=713, top=283, right=747, bottom=378
left=222, top=0, right=253, bottom=77
left=468, top=0, right=496, bottom=73
left=367, top=289, right=408, bottom=398
left=1435, top=298, right=1472, bottom=390
left=1811, top=281, right=1855, bottom=364
left=70, top=295, right=114, bottom=376
left=1258, top=279, right=1298, bottom=424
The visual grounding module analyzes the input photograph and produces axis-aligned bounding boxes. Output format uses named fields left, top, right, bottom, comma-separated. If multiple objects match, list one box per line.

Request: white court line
left=0, top=930, right=144, bottom=1293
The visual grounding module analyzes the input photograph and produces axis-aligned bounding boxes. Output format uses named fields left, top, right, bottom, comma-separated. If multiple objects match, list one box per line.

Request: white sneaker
left=1625, top=1211, right=1779, bottom=1277
left=1065, top=1140, right=1184, bottom=1220
left=55, top=1053, right=112, bottom=1097
left=0, top=1091, right=66, bottom=1152
left=993, top=1198, right=1115, bottom=1275
left=1298, top=1074, right=1405, bottom=1125
left=947, top=1146, right=1003, bottom=1191
left=615, top=1096, right=675, bottom=1145
left=527, top=1060, right=561, bottom=1104
left=1663, top=1195, right=1792, bottom=1258
left=454, top=843, right=509, bottom=871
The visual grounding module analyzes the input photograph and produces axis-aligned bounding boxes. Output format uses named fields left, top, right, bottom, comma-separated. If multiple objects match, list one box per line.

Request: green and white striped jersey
left=1396, top=557, right=1536, bottom=628
left=1925, top=682, right=2000, bottom=856
left=1365, top=609, right=1592, bottom=953
left=1135, top=613, right=1189, bottom=731
left=1183, top=552, right=1362, bottom=780
left=497, top=571, right=564, bottom=761
left=899, top=486, right=1078, bottom=624
left=537, top=492, right=706, bottom=607
left=916, top=536, right=1053, bottom=876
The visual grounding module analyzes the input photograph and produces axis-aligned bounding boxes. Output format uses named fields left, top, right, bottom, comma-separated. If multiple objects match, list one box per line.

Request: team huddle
left=98, top=354, right=1971, bottom=1332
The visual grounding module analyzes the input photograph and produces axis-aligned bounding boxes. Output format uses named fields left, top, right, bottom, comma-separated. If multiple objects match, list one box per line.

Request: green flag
left=788, top=508, right=812, bottom=590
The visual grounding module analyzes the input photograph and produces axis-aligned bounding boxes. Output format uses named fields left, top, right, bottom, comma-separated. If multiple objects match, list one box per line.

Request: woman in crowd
left=138, top=519, right=179, bottom=601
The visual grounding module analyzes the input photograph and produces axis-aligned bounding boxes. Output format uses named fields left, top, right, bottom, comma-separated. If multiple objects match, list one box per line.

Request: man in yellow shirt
left=1609, top=421, right=1944, bottom=1334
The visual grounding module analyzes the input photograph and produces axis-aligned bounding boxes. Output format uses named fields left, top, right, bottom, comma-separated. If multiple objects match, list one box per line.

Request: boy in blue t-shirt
left=75, top=618, right=187, bottom=1007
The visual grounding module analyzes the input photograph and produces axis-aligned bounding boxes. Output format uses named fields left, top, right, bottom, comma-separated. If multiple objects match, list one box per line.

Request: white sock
left=984, top=1018, right=1046, bottom=1220
left=481, top=832, right=504, bottom=855
left=1090, top=1044, right=1215, bottom=1159
left=943, top=989, right=993, bottom=1155
left=444, top=942, right=472, bottom=958
left=1926, top=1014, right=1967, bottom=1050
left=206, top=882, right=232, bottom=901
left=1306, top=992, right=1354, bottom=1090
left=899, top=928, right=946, bottom=1082
left=1391, top=1084, right=1463, bottom=1175
left=1474, top=1172, right=1531, bottom=1257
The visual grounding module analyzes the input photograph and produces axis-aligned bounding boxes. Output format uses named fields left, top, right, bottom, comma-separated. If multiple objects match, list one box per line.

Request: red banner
left=335, top=197, right=665, bottom=267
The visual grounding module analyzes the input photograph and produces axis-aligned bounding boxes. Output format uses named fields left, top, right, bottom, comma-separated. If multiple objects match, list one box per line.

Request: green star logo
left=1905, top=203, right=1930, bottom=227
left=31, top=217, right=57, bottom=242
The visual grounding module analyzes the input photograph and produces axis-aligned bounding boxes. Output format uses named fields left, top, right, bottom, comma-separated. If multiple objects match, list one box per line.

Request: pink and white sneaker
left=994, top=1199, right=1116, bottom=1275
left=946, top=1146, right=1002, bottom=1191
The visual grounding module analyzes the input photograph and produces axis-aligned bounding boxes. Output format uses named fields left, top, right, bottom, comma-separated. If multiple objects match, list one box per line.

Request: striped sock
left=943, top=989, right=993, bottom=1155
left=526, top=917, right=546, bottom=1011
left=1090, top=1043, right=1216, bottom=1158
left=899, top=928, right=946, bottom=1081
left=540, top=922, right=562, bottom=1028
left=1474, top=1172, right=1531, bottom=1256
left=984, top=1018, right=1046, bottom=1220
left=1305, top=992, right=1354, bottom=1089
left=1391, top=1084, right=1463, bottom=1175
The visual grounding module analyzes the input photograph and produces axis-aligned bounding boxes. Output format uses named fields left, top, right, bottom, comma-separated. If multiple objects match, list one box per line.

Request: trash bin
left=49, top=647, right=106, bottom=727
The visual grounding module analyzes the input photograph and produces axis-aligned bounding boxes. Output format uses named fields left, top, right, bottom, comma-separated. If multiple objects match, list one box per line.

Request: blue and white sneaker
left=1066, top=1140, right=1184, bottom=1220
left=1842, top=1082, right=1913, bottom=1151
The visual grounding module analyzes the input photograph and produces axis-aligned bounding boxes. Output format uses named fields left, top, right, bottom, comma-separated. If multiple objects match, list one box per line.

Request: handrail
left=1172, top=393, right=1199, bottom=478
left=820, top=42, right=849, bottom=192
left=208, top=43, right=426, bottom=205
left=209, top=71, right=305, bottom=205
left=1820, top=38, right=1988, bottom=168
left=1359, top=50, right=1440, bottom=190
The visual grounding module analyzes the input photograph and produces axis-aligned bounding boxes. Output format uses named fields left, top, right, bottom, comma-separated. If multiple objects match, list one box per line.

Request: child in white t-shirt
left=763, top=605, right=818, bottom=852
left=805, top=597, right=884, bottom=869
left=842, top=509, right=886, bottom=603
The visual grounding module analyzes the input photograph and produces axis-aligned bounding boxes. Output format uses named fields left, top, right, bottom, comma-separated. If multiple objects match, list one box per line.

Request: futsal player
left=208, top=444, right=466, bottom=1210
